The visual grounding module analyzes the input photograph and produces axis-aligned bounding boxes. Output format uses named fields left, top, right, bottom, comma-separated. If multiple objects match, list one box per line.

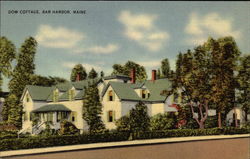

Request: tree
left=209, top=37, right=241, bottom=128
left=6, top=37, right=37, bottom=127
left=150, top=113, right=177, bottom=130
left=9, top=37, right=37, bottom=98
left=157, top=69, right=161, bottom=79
left=237, top=55, right=250, bottom=121
left=129, top=101, right=150, bottom=132
left=0, top=37, right=16, bottom=92
left=70, top=64, right=87, bottom=82
left=88, top=68, right=98, bottom=79
left=112, top=61, right=147, bottom=81
left=4, top=94, right=22, bottom=128
left=115, top=102, right=150, bottom=133
left=30, top=75, right=67, bottom=86
left=82, top=82, right=105, bottom=133
left=161, top=58, right=171, bottom=78
left=172, top=44, right=212, bottom=128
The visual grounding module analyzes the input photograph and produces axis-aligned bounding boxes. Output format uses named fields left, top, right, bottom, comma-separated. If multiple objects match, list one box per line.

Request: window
left=107, top=111, right=115, bottom=122
left=69, top=89, right=75, bottom=101
left=71, top=112, right=77, bottom=122
left=26, top=95, right=30, bottom=102
left=53, top=90, right=59, bottom=102
left=57, top=112, right=68, bottom=122
left=142, top=90, right=146, bottom=99
left=108, top=90, right=114, bottom=101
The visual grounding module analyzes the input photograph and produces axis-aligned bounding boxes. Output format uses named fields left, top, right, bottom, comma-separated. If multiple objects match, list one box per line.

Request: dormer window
left=108, top=90, right=115, bottom=101
left=142, top=90, right=146, bottom=99
left=53, top=90, right=59, bottom=102
left=26, top=95, right=30, bottom=102
left=69, top=89, right=75, bottom=101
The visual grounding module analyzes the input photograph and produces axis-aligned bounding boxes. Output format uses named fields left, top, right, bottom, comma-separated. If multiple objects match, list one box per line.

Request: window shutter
left=113, top=111, right=115, bottom=121
left=107, top=111, right=109, bottom=122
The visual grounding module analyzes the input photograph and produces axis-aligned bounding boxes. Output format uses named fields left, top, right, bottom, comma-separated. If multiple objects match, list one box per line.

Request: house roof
left=24, top=78, right=102, bottom=102
left=102, top=78, right=172, bottom=102
left=103, top=75, right=131, bottom=80
left=24, top=85, right=54, bottom=101
left=32, top=104, right=71, bottom=113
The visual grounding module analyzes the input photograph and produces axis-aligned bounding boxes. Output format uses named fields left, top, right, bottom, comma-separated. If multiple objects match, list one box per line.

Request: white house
left=20, top=70, right=179, bottom=135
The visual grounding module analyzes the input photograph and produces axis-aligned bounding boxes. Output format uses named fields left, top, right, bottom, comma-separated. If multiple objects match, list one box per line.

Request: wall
left=101, top=86, right=121, bottom=129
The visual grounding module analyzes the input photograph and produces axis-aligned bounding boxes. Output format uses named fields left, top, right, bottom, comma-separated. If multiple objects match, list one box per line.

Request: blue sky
left=1, top=1, right=250, bottom=91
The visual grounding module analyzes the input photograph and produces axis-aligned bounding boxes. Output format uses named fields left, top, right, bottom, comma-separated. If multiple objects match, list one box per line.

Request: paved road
left=4, top=137, right=250, bottom=159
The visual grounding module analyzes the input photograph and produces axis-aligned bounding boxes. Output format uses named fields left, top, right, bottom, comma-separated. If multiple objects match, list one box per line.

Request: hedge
left=0, top=127, right=249, bottom=151
left=0, top=131, right=130, bottom=151
left=0, top=130, right=18, bottom=140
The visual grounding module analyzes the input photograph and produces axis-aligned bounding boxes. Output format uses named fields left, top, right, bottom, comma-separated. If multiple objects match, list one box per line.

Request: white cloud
left=87, top=44, right=119, bottom=54
left=119, top=10, right=170, bottom=52
left=185, top=12, right=241, bottom=45
left=62, top=62, right=102, bottom=72
left=35, top=25, right=84, bottom=49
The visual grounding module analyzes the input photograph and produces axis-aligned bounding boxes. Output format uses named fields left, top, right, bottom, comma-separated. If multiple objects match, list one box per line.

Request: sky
left=1, top=1, right=250, bottom=91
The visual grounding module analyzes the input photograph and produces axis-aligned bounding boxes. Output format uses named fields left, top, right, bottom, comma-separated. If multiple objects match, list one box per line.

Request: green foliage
left=0, top=130, right=17, bottom=140
left=5, top=37, right=37, bottom=127
left=82, top=82, right=105, bottom=133
left=30, top=75, right=67, bottom=86
left=58, top=120, right=79, bottom=135
left=161, top=58, right=171, bottom=78
left=237, top=55, right=250, bottom=121
left=9, top=37, right=37, bottom=98
left=88, top=68, right=98, bottom=79
left=70, top=64, right=87, bottom=82
left=115, top=115, right=130, bottom=132
left=115, top=102, right=150, bottom=133
left=150, top=113, right=177, bottom=130
left=0, top=37, right=16, bottom=78
left=129, top=102, right=150, bottom=133
left=3, top=94, right=22, bottom=128
left=112, top=61, right=147, bottom=81
left=209, top=37, right=241, bottom=124
left=0, top=131, right=130, bottom=151
left=205, top=116, right=218, bottom=128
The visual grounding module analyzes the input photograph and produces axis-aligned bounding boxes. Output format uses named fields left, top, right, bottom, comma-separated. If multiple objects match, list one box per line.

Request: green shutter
left=113, top=111, right=115, bottom=122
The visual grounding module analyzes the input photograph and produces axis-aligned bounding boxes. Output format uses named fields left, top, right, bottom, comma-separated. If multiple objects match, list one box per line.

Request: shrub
left=150, top=113, right=177, bottom=130
left=205, top=116, right=218, bottom=128
left=0, top=130, right=18, bottom=139
left=58, top=120, right=80, bottom=135
left=115, top=115, right=130, bottom=132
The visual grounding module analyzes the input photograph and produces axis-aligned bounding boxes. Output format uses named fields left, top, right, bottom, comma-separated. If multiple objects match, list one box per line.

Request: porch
left=31, top=104, right=72, bottom=134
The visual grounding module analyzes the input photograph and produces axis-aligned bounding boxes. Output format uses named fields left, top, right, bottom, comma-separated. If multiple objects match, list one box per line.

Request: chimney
left=152, top=70, right=156, bottom=82
left=130, top=68, right=136, bottom=84
left=76, top=73, right=80, bottom=81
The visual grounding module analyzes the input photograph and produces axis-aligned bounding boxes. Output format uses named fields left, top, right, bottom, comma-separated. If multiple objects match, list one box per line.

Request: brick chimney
left=130, top=68, right=136, bottom=84
left=152, top=70, right=156, bottom=82
left=76, top=73, right=80, bottom=81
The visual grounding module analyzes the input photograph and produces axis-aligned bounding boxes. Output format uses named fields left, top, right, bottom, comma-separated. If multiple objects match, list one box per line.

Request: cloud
left=87, top=44, right=119, bottom=54
left=35, top=25, right=84, bottom=49
left=185, top=12, right=241, bottom=45
left=62, top=62, right=102, bottom=72
left=119, top=10, right=170, bottom=52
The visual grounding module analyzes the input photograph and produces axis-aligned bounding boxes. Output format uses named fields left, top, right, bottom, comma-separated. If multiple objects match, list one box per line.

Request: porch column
left=53, top=112, right=57, bottom=123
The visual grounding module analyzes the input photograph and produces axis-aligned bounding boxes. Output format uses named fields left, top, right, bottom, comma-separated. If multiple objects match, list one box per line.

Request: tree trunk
left=218, top=112, right=222, bottom=128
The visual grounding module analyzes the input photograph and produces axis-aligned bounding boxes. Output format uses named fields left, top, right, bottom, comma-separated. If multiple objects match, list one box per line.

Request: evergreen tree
left=70, top=64, right=87, bottom=82
left=209, top=37, right=240, bottom=127
left=129, top=101, right=150, bottom=132
left=0, top=37, right=16, bottom=92
left=237, top=55, right=250, bottom=121
left=88, top=68, right=98, bottom=79
left=157, top=69, right=161, bottom=79
left=112, top=61, right=147, bottom=81
left=161, top=58, right=171, bottom=78
left=30, top=75, right=67, bottom=86
left=82, top=82, right=105, bottom=133
left=6, top=37, right=37, bottom=127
